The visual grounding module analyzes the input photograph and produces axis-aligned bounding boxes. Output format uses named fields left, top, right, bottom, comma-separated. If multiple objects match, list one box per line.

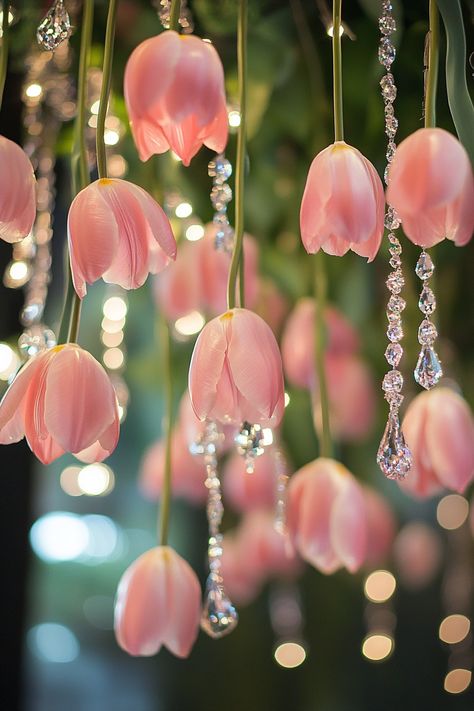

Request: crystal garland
left=154, top=0, right=194, bottom=33
left=376, top=0, right=412, bottom=480
left=194, top=421, right=238, bottom=638
left=273, top=448, right=289, bottom=535
left=414, top=251, right=442, bottom=388
left=208, top=154, right=234, bottom=253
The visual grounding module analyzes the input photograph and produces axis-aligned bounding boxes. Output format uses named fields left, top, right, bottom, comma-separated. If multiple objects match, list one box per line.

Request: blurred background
left=0, top=0, right=473, bottom=709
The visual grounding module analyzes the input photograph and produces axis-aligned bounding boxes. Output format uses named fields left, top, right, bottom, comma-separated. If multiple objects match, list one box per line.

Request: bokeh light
left=185, top=223, right=205, bottom=241
left=103, top=296, right=128, bottom=321
left=362, top=634, right=393, bottom=662
left=444, top=669, right=472, bottom=694
left=77, top=464, right=114, bottom=497
left=274, top=642, right=306, bottom=668
left=436, top=495, right=469, bottom=530
left=30, top=512, right=90, bottom=563
left=28, top=623, right=79, bottom=664
left=174, top=311, right=205, bottom=336
left=0, top=343, right=19, bottom=381
left=364, top=570, right=397, bottom=603
left=439, top=615, right=470, bottom=645
left=175, top=202, right=193, bottom=218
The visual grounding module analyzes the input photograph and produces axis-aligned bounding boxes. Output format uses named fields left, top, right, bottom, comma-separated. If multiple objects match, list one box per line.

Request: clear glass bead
left=208, top=155, right=232, bottom=181
left=211, top=183, right=232, bottom=211
left=380, top=73, right=397, bottom=102
left=387, top=322, right=403, bottom=342
left=415, top=251, right=435, bottom=280
left=414, top=345, right=443, bottom=390
left=386, top=141, right=397, bottom=161
left=377, top=411, right=412, bottom=480
left=388, top=294, right=406, bottom=313
left=386, top=270, right=404, bottom=294
left=419, top=285, right=436, bottom=315
left=18, top=325, right=56, bottom=358
left=382, top=369, right=403, bottom=393
left=385, top=342, right=403, bottom=367
left=379, top=13, right=396, bottom=35
left=37, top=0, right=72, bottom=51
left=379, top=38, right=396, bottom=68
left=201, top=574, right=238, bottom=639
left=418, top=319, right=438, bottom=345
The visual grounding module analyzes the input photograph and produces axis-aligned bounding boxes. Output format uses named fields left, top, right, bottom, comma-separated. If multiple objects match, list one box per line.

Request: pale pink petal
left=188, top=314, right=228, bottom=420
left=401, top=392, right=442, bottom=498
left=202, top=101, right=229, bottom=155
left=162, top=549, right=201, bottom=657
left=330, top=473, right=368, bottom=572
left=74, top=415, right=120, bottom=463
left=129, top=117, right=170, bottom=162
left=363, top=486, right=396, bottom=566
left=126, top=182, right=176, bottom=273
left=0, top=355, right=43, bottom=443
left=0, top=136, right=36, bottom=243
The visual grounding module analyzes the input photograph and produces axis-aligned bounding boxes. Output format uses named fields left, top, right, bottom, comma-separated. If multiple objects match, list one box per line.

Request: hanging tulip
left=0, top=136, right=36, bottom=243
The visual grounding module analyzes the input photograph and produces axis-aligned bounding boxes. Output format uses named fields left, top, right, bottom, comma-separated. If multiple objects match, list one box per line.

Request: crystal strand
left=234, top=421, right=266, bottom=474
left=414, top=250, right=443, bottom=389
left=199, top=421, right=238, bottom=639
left=154, top=0, right=194, bottom=33
left=37, top=0, right=72, bottom=52
left=208, top=154, right=234, bottom=253
left=376, top=1, right=412, bottom=480
left=273, top=449, right=289, bottom=536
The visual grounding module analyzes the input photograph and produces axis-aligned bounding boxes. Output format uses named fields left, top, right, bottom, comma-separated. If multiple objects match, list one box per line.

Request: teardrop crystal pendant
left=201, top=574, right=238, bottom=639
left=37, top=0, right=72, bottom=51
left=414, top=345, right=443, bottom=390
left=377, top=411, right=412, bottom=480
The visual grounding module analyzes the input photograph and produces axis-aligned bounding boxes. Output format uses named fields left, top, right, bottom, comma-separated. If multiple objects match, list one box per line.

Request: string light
left=185, top=223, right=205, bottom=241
left=103, top=347, right=125, bottom=370
left=103, top=296, right=128, bottom=321
left=25, top=83, right=43, bottom=99
left=274, top=642, right=306, bottom=669
left=175, top=201, right=193, bottom=218
left=228, top=110, right=241, bottom=128
left=59, top=466, right=83, bottom=497
left=362, top=633, right=394, bottom=662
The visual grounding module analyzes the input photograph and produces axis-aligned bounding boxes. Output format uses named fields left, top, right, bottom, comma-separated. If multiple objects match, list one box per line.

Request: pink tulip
left=300, top=142, right=385, bottom=260
left=177, top=390, right=234, bottom=452
left=387, top=128, right=474, bottom=248
left=223, top=450, right=277, bottom=512
left=255, top=278, right=289, bottom=337
left=400, top=388, right=474, bottom=498
left=188, top=308, right=285, bottom=427
left=287, top=457, right=368, bottom=574
left=0, top=136, right=36, bottom=243
left=362, top=486, right=396, bottom=567
left=139, top=428, right=206, bottom=505
left=0, top=344, right=119, bottom=465
left=220, top=535, right=261, bottom=605
left=153, top=238, right=202, bottom=321
left=393, top=522, right=442, bottom=589
left=68, top=178, right=176, bottom=298
left=124, top=31, right=228, bottom=165
left=114, top=546, right=201, bottom=657
left=282, top=298, right=359, bottom=389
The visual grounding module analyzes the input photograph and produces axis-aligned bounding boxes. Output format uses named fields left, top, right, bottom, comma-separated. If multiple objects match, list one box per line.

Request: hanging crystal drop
left=37, top=0, right=72, bottom=51
left=414, top=345, right=443, bottom=390
left=201, top=574, right=238, bottom=638
left=418, top=285, right=436, bottom=315
left=235, top=421, right=265, bottom=473
left=377, top=412, right=412, bottom=480
left=415, top=251, right=435, bottom=280
left=418, top=319, right=437, bottom=345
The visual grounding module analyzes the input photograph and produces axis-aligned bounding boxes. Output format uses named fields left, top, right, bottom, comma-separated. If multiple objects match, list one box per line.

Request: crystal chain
left=208, top=154, right=234, bottom=253
left=414, top=250, right=442, bottom=388
left=376, top=0, right=412, bottom=480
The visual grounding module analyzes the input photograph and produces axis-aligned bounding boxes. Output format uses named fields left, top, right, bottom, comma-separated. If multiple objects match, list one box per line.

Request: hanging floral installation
left=0, top=0, right=473, bottom=698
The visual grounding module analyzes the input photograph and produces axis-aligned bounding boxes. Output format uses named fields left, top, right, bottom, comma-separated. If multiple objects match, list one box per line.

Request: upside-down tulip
left=0, top=344, right=119, bottom=464
left=387, top=128, right=474, bottom=248
left=0, top=135, right=36, bottom=243
left=400, top=387, right=474, bottom=498
left=188, top=308, right=285, bottom=427
left=223, top=450, right=277, bottom=513
left=124, top=31, right=228, bottom=165
left=68, top=178, right=176, bottom=298
left=114, top=546, right=201, bottom=657
left=300, top=142, right=385, bottom=260
left=287, top=457, right=368, bottom=574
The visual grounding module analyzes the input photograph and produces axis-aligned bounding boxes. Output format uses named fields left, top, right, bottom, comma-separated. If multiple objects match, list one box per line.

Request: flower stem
left=424, top=0, right=439, bottom=128
left=158, top=317, right=173, bottom=547
left=74, top=0, right=93, bottom=192
left=67, top=292, right=82, bottom=343
left=169, top=0, right=181, bottom=33
left=0, top=0, right=9, bottom=112
left=332, top=0, right=344, bottom=142
left=227, top=0, right=247, bottom=311
left=96, top=0, right=118, bottom=179
left=314, top=252, right=333, bottom=458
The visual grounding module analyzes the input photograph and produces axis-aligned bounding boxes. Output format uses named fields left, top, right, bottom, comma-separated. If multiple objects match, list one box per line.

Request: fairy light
left=59, top=466, right=83, bottom=497
left=364, top=570, right=397, bottom=603
left=104, top=129, right=120, bottom=146
left=25, top=83, right=43, bottom=99
left=185, top=223, right=205, bottom=241
left=101, top=330, right=124, bottom=348
left=103, top=296, right=128, bottom=321
left=90, top=99, right=100, bottom=114
left=77, top=464, right=114, bottom=496
left=444, top=669, right=472, bottom=694
left=228, top=110, right=241, bottom=128
left=103, top=348, right=124, bottom=370
left=274, top=642, right=306, bottom=669
left=439, top=615, right=470, bottom=645
left=175, top=202, right=193, bottom=219
left=101, top=316, right=126, bottom=334
left=362, top=633, right=394, bottom=662
left=174, top=311, right=205, bottom=336
left=6, top=260, right=30, bottom=285
left=436, top=495, right=469, bottom=530
left=0, top=343, right=19, bottom=381
left=108, top=154, right=128, bottom=178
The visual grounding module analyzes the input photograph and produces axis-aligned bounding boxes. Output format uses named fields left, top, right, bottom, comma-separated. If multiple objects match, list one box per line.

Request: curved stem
left=96, top=0, right=118, bottom=179
left=227, top=0, right=247, bottom=310
left=425, top=0, right=439, bottom=128
left=314, top=252, right=333, bottom=458
left=158, top=317, right=173, bottom=547
left=67, top=293, right=82, bottom=343
left=169, top=0, right=181, bottom=33
left=0, top=1, right=9, bottom=112
left=332, top=0, right=344, bottom=142
left=75, top=0, right=93, bottom=191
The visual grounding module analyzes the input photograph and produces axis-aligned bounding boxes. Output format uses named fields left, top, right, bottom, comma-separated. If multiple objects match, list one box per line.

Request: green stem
left=158, top=317, right=173, bottom=547
left=227, top=0, right=247, bottom=311
left=57, top=263, right=75, bottom=344
left=75, top=0, right=93, bottom=191
left=96, top=0, right=118, bottom=179
left=332, top=0, right=344, bottom=142
left=67, top=293, right=82, bottom=343
left=424, top=0, right=439, bottom=128
left=314, top=252, right=333, bottom=458
left=169, top=0, right=181, bottom=33
left=0, top=1, right=9, bottom=112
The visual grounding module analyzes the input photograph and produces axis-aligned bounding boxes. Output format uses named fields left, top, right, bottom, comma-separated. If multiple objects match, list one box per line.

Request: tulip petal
left=188, top=315, right=228, bottom=420
left=0, top=136, right=36, bottom=243
left=331, top=474, right=367, bottom=572
left=162, top=550, right=201, bottom=657
left=0, top=355, right=42, bottom=443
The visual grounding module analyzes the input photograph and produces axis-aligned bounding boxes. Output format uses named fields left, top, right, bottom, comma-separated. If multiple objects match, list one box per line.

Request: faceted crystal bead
left=415, top=251, right=435, bottom=280
left=377, top=413, right=412, bottom=480
left=384, top=207, right=400, bottom=230
left=418, top=319, right=437, bottom=345
left=18, top=325, right=56, bottom=358
left=37, top=0, right=72, bottom=51
left=386, top=141, right=396, bottom=161
left=384, top=103, right=394, bottom=118
left=214, top=223, right=234, bottom=252
left=201, top=574, right=238, bottom=639
left=380, top=74, right=397, bottom=102
left=385, top=343, right=403, bottom=367
left=388, top=294, right=406, bottom=313
left=382, top=369, right=403, bottom=393
left=389, top=243, right=401, bottom=256
left=387, top=322, right=403, bottom=342
left=385, top=114, right=398, bottom=137
left=384, top=165, right=390, bottom=184
left=414, top=345, right=443, bottom=390
left=20, top=301, right=44, bottom=327
left=208, top=155, right=232, bottom=181
left=419, top=285, right=436, bottom=315
left=379, top=38, right=396, bottom=68
left=379, top=13, right=396, bottom=35
left=386, top=392, right=404, bottom=408
left=386, top=270, right=404, bottom=294
left=388, top=232, right=399, bottom=245
left=389, top=255, right=401, bottom=269
left=235, top=422, right=265, bottom=473
left=211, top=183, right=232, bottom=211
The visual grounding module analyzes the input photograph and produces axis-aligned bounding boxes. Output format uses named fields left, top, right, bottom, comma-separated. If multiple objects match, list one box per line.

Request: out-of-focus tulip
left=0, top=344, right=119, bottom=465
left=255, top=278, right=289, bottom=337
left=223, top=450, right=277, bottom=512
left=220, top=535, right=261, bottom=605
left=124, top=31, right=228, bottom=165
left=387, top=128, right=474, bottom=248
left=189, top=308, right=285, bottom=427
left=287, top=457, right=368, bottom=574
left=300, top=142, right=384, bottom=260
left=0, top=136, right=36, bottom=243
left=139, top=429, right=206, bottom=504
left=393, top=522, right=442, bottom=589
left=362, top=486, right=396, bottom=567
left=114, top=546, right=201, bottom=657
left=282, top=298, right=359, bottom=390
left=400, top=388, right=474, bottom=498
left=68, top=178, right=176, bottom=298
left=153, top=238, right=202, bottom=321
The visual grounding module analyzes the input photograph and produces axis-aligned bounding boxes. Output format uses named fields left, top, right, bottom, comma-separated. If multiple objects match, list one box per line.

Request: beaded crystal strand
left=376, top=1, right=412, bottom=480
